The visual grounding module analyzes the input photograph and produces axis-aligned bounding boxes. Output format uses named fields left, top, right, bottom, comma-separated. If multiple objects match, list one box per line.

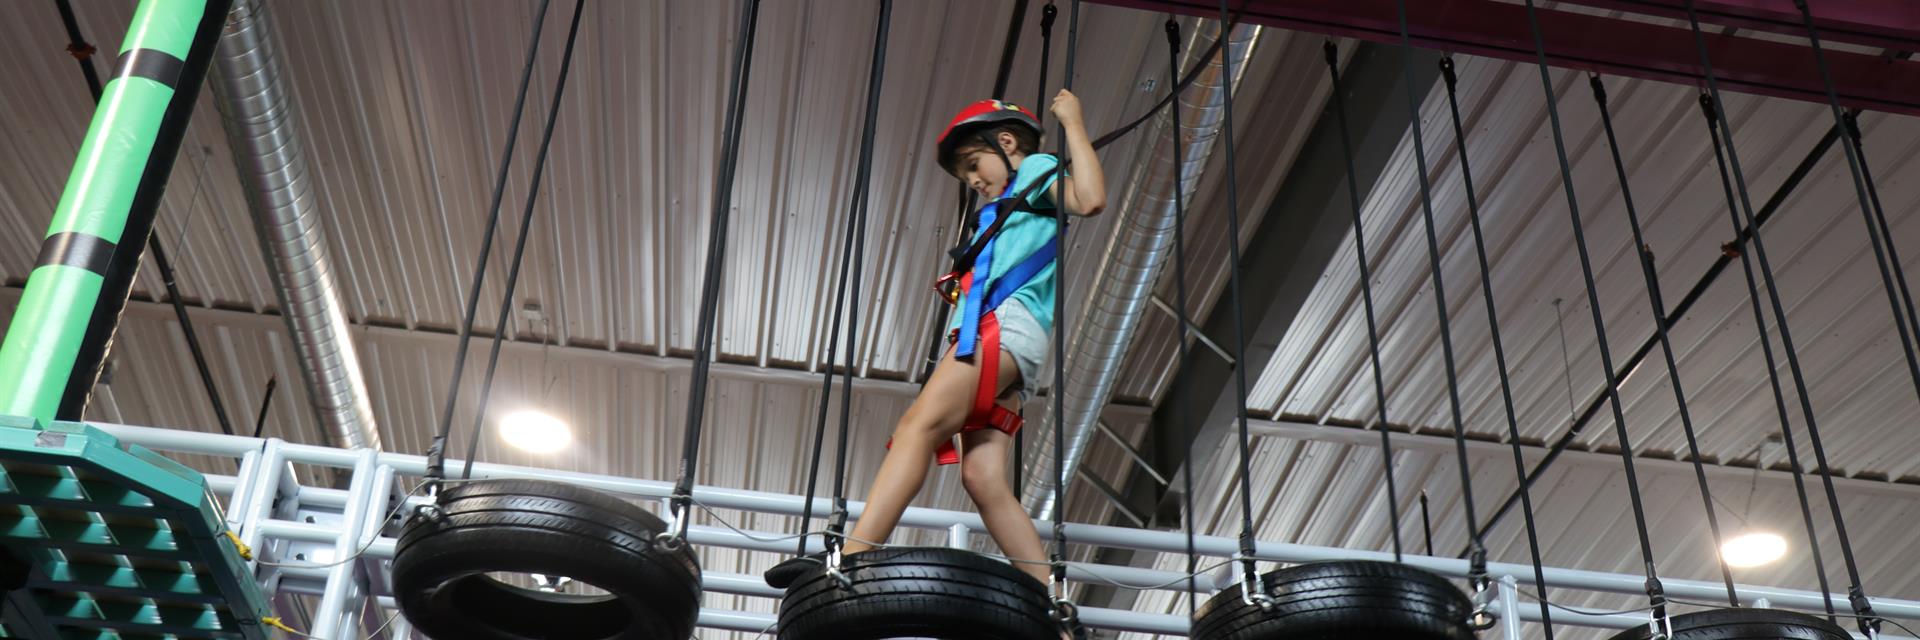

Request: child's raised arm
left=1048, top=89, right=1107, bottom=217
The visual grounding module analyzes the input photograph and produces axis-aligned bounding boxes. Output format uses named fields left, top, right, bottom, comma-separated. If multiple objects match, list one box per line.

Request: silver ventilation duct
left=1022, top=20, right=1260, bottom=519
left=209, top=0, right=381, bottom=450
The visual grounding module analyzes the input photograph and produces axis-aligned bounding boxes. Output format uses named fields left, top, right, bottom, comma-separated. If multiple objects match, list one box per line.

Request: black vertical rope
left=1846, top=110, right=1920, bottom=385
left=921, top=1, right=1037, bottom=383
left=1320, top=41, right=1404, bottom=563
left=1587, top=73, right=1738, bottom=605
left=427, top=0, right=552, bottom=481
left=1419, top=491, right=1434, bottom=557
left=1209, top=0, right=1263, bottom=600
left=53, top=0, right=104, bottom=102
left=1048, top=0, right=1081, bottom=599
left=796, top=140, right=866, bottom=556
left=1038, top=4, right=1057, bottom=120
left=1468, top=124, right=1839, bottom=552
left=1696, top=94, right=1840, bottom=619
left=928, top=190, right=979, bottom=382
left=1521, top=0, right=1669, bottom=622
left=672, top=0, right=764, bottom=523
left=461, top=0, right=590, bottom=480
left=1164, top=17, right=1202, bottom=619
left=148, top=239, right=238, bottom=437
left=826, top=0, right=892, bottom=549
left=1791, top=8, right=1900, bottom=627
left=1687, top=1, right=1872, bottom=629
left=1795, top=4, right=1920, bottom=445
left=1393, top=2, right=1486, bottom=591
left=251, top=377, right=278, bottom=440
left=991, top=0, right=1029, bottom=101
left=1437, top=54, right=1553, bottom=634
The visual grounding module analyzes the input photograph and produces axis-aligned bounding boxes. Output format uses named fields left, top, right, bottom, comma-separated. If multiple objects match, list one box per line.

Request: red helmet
left=935, top=99, right=1040, bottom=170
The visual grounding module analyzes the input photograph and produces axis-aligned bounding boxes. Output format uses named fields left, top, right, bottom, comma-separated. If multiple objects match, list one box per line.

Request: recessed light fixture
left=499, top=410, right=572, bottom=454
left=1721, top=530, right=1787, bottom=568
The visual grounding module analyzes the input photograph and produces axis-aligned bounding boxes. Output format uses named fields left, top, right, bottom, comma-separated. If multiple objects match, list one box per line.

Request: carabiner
left=933, top=271, right=964, bottom=305
left=1468, top=583, right=1499, bottom=630
left=1647, top=609, right=1673, bottom=640
left=825, top=546, right=852, bottom=590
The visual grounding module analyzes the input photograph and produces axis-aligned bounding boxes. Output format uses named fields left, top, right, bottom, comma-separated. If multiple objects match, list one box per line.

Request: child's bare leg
left=961, top=427, right=1050, bottom=585
left=843, top=347, right=1017, bottom=553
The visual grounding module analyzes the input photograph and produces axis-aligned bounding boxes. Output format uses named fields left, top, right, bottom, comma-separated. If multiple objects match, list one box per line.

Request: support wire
left=1320, top=40, right=1405, bottom=563
left=1587, top=72, right=1738, bottom=605
left=1522, top=0, right=1669, bottom=626
left=1394, top=0, right=1488, bottom=594
left=1438, top=53, right=1554, bottom=635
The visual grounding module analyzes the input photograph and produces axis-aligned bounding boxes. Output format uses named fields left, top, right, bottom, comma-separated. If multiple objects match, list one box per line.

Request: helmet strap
left=975, top=131, right=1017, bottom=186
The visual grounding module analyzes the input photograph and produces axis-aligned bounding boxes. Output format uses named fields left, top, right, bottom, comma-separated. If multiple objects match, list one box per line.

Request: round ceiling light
left=499, top=410, right=572, bottom=454
left=1721, top=531, right=1788, bottom=568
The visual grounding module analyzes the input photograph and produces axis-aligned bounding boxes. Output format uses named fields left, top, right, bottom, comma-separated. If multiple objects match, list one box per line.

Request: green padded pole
left=0, top=0, right=227, bottom=422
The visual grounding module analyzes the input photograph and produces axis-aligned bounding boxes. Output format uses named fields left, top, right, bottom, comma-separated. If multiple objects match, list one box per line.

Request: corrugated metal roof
left=1135, top=43, right=1920, bottom=640
left=1247, top=49, right=1920, bottom=480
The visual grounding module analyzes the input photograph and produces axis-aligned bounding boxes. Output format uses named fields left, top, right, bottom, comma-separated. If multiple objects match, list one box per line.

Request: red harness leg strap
left=969, top=312, right=1002, bottom=427
left=887, top=299, right=1026, bottom=465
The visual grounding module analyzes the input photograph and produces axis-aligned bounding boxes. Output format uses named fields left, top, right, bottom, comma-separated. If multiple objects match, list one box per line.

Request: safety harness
left=898, top=148, right=1063, bottom=465
left=903, top=11, right=1230, bottom=464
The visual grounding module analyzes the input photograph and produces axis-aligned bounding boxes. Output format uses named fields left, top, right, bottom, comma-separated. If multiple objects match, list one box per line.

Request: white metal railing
left=93, top=422, right=1919, bottom=639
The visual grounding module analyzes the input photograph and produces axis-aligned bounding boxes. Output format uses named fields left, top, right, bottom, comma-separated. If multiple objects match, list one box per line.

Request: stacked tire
left=1193, top=561, right=1476, bottom=640
left=776, top=547, right=1059, bottom=640
left=393, top=479, right=702, bottom=639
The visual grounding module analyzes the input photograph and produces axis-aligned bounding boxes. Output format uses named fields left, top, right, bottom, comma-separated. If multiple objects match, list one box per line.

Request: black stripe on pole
left=35, top=233, right=116, bottom=275
left=110, top=48, right=185, bottom=87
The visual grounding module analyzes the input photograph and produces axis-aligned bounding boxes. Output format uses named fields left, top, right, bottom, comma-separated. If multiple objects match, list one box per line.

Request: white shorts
left=953, top=299, right=1050, bottom=404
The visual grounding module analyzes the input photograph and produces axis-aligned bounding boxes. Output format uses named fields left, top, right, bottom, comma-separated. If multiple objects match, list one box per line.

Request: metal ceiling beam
left=1565, top=0, right=1920, bottom=52
left=0, top=286, right=1164, bottom=420
left=1088, top=0, right=1920, bottom=116
left=1078, top=40, right=1428, bottom=614
left=1248, top=418, right=1920, bottom=500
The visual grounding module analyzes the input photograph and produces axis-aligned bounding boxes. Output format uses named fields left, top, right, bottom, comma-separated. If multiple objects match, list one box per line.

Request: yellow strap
left=223, top=530, right=253, bottom=561
left=260, top=616, right=298, bottom=633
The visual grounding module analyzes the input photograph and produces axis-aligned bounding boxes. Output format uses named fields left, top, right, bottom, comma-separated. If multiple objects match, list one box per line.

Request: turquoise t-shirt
left=948, top=153, right=1061, bottom=333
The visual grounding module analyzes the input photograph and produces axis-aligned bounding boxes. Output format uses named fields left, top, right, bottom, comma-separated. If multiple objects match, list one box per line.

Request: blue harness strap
left=954, top=188, right=1008, bottom=358
left=987, top=238, right=1056, bottom=311
left=955, top=196, right=1061, bottom=357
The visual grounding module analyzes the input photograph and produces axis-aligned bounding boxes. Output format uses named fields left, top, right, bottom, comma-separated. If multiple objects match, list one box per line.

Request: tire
left=392, top=479, right=702, bottom=640
left=1192, top=561, right=1475, bottom=640
left=1605, top=608, right=1852, bottom=640
left=776, top=546, right=1059, bottom=640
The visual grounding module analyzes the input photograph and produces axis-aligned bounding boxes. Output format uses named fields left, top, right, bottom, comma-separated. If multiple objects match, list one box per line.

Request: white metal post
left=311, top=449, right=377, bottom=639
left=1499, top=575, right=1522, bottom=640
left=235, top=439, right=285, bottom=565
left=225, top=449, right=260, bottom=531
